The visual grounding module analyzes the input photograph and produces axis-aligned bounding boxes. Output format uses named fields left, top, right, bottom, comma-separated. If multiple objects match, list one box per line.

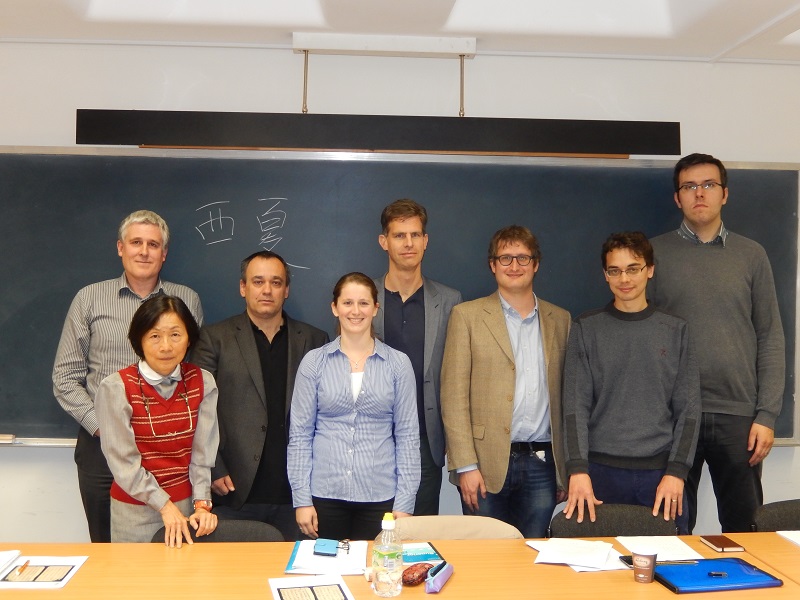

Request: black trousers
left=74, top=427, right=113, bottom=543
left=686, top=413, right=763, bottom=533
left=312, top=497, right=394, bottom=541
left=413, top=435, right=443, bottom=516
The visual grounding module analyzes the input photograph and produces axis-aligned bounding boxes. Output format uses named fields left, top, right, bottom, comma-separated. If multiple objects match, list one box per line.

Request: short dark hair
left=601, top=231, right=654, bottom=269
left=240, top=250, right=291, bottom=287
left=673, top=153, right=728, bottom=192
left=380, top=199, right=428, bottom=235
left=332, top=272, right=379, bottom=337
left=128, top=295, right=199, bottom=359
left=487, top=225, right=542, bottom=267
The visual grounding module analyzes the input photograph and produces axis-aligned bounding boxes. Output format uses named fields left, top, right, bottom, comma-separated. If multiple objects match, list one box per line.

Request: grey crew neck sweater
left=563, top=302, right=700, bottom=479
left=649, top=230, right=785, bottom=428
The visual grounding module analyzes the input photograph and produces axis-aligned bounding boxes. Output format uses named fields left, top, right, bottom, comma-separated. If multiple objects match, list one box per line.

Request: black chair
left=151, top=519, right=284, bottom=543
left=752, top=499, right=800, bottom=532
left=548, top=503, right=679, bottom=537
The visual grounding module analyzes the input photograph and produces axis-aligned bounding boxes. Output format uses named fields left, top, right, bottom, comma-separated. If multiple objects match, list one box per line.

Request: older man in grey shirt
left=53, top=210, right=202, bottom=542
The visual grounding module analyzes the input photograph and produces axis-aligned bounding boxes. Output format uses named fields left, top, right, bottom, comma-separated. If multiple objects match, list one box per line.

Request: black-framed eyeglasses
left=493, top=254, right=534, bottom=267
left=678, top=181, right=722, bottom=193
left=138, top=365, right=193, bottom=438
left=605, top=265, right=649, bottom=278
left=337, top=540, right=350, bottom=554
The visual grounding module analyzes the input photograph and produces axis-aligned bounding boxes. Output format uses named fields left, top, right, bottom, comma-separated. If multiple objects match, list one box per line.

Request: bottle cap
left=381, top=512, right=396, bottom=529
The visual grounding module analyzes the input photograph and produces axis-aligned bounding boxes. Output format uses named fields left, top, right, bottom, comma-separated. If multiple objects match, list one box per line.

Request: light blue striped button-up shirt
left=287, top=337, right=421, bottom=514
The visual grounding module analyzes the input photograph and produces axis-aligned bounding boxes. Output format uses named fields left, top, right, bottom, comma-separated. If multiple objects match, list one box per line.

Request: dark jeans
left=686, top=413, right=763, bottom=533
left=588, top=462, right=689, bottom=535
left=460, top=447, right=556, bottom=538
left=312, top=497, right=394, bottom=541
left=414, top=436, right=442, bottom=516
left=214, top=502, right=298, bottom=542
left=74, top=427, right=113, bottom=543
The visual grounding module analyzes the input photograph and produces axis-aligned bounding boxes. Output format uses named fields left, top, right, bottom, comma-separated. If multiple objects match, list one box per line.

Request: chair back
left=395, top=515, right=523, bottom=540
left=151, top=519, right=284, bottom=543
left=548, top=503, right=678, bottom=538
left=752, top=499, right=800, bottom=532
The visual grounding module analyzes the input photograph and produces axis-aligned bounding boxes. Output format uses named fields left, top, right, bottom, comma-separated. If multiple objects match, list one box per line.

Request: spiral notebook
left=654, top=557, right=782, bottom=594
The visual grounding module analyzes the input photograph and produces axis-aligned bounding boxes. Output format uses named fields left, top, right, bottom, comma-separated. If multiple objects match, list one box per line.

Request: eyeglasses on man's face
left=678, top=181, right=722, bottom=193
left=605, top=265, right=649, bottom=278
left=493, top=254, right=534, bottom=267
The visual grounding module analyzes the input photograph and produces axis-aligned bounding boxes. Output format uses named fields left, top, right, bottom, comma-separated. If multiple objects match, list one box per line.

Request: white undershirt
left=350, top=371, right=364, bottom=401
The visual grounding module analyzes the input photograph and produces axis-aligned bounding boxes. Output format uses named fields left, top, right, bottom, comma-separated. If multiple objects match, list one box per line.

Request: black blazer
left=190, top=312, right=328, bottom=509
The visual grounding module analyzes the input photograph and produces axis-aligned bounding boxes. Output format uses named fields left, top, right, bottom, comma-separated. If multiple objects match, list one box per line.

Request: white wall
left=1, top=42, right=799, bottom=542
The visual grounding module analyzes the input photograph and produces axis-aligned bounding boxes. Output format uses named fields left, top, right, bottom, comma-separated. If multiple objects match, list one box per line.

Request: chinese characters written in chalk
left=194, top=198, right=308, bottom=269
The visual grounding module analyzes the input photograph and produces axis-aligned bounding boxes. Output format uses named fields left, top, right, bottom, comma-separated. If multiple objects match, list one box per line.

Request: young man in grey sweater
left=562, top=232, right=700, bottom=534
left=649, top=153, right=785, bottom=533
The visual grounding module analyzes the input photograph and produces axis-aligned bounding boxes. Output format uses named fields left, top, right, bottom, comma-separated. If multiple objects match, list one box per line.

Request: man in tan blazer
left=441, top=225, right=570, bottom=537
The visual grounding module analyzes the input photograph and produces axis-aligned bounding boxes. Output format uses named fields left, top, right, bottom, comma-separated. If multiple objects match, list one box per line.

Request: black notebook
left=654, top=557, right=782, bottom=594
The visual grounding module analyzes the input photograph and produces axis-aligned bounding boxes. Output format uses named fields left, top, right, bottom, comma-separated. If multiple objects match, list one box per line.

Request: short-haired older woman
left=288, top=272, right=420, bottom=541
left=96, top=295, right=219, bottom=546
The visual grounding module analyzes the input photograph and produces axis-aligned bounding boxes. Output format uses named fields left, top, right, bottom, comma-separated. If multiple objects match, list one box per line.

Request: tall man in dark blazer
left=191, top=250, right=328, bottom=541
left=373, top=199, right=462, bottom=515
left=441, top=225, right=570, bottom=538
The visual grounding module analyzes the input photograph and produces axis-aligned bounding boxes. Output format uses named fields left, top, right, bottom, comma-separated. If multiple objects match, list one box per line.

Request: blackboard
left=0, top=150, right=796, bottom=440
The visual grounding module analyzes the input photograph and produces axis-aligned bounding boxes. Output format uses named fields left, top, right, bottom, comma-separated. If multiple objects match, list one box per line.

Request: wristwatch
left=193, top=499, right=213, bottom=512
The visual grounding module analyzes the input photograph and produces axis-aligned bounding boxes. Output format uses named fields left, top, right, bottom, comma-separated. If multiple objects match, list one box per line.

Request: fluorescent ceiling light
left=293, top=32, right=476, bottom=58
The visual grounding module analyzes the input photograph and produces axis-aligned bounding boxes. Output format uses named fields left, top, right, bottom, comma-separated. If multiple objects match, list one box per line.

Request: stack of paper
left=616, top=536, right=704, bottom=562
left=527, top=538, right=626, bottom=572
left=528, top=535, right=704, bottom=573
left=285, top=540, right=368, bottom=575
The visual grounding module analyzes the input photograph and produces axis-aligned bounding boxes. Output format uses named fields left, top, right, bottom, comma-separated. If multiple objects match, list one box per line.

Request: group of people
left=52, top=152, right=785, bottom=547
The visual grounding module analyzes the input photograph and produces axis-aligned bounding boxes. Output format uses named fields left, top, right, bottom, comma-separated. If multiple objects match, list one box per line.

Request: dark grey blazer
left=190, top=312, right=328, bottom=509
left=373, top=275, right=462, bottom=468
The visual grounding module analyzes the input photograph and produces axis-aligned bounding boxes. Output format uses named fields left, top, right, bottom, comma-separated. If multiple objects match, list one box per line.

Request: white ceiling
left=3, top=0, right=800, bottom=64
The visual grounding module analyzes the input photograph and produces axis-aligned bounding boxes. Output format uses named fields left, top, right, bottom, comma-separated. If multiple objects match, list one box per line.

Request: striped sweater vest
left=110, top=363, right=204, bottom=505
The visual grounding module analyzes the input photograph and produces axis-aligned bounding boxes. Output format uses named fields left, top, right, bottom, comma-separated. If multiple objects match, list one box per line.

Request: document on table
left=269, top=574, right=356, bottom=600
left=402, top=542, right=444, bottom=565
left=285, top=540, right=368, bottom=575
left=0, top=551, right=88, bottom=589
left=615, top=536, right=704, bottom=561
left=527, top=538, right=626, bottom=572
left=777, top=531, right=800, bottom=546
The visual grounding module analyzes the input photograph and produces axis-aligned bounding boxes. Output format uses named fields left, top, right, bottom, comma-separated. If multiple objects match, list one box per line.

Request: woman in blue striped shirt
left=288, top=272, right=420, bottom=540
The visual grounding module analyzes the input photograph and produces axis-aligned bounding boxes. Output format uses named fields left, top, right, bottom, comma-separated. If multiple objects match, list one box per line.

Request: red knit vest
left=110, top=363, right=204, bottom=505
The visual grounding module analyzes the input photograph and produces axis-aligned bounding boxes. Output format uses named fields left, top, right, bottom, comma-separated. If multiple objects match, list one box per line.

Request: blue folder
left=654, top=558, right=782, bottom=594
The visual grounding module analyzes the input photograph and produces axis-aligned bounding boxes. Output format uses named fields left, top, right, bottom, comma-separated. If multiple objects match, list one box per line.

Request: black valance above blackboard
left=0, top=149, right=795, bottom=440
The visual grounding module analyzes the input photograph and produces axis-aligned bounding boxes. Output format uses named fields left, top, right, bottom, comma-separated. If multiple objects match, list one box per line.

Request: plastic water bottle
left=372, top=513, right=403, bottom=597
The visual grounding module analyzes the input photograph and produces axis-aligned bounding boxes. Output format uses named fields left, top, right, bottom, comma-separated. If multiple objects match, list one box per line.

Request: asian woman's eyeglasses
left=137, top=366, right=193, bottom=438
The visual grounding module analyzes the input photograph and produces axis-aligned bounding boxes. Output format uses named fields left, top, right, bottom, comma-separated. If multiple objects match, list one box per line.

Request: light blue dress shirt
left=498, top=293, right=551, bottom=443
left=287, top=337, right=421, bottom=514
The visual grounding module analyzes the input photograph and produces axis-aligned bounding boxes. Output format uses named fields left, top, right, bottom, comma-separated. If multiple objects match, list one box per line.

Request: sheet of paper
left=0, top=551, right=21, bottom=574
left=777, top=530, right=800, bottom=546
left=269, top=574, right=356, bottom=600
left=615, top=536, right=703, bottom=561
left=527, top=540, right=626, bottom=572
left=286, top=540, right=368, bottom=575
left=528, top=538, right=615, bottom=570
left=0, top=555, right=88, bottom=589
